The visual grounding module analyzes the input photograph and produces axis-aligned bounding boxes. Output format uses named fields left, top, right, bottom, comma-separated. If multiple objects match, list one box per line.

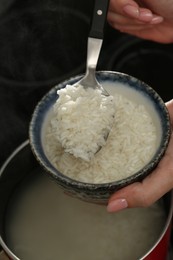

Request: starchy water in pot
left=6, top=169, right=166, bottom=260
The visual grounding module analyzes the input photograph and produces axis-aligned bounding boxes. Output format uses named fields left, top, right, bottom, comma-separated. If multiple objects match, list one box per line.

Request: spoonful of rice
left=51, top=0, right=115, bottom=161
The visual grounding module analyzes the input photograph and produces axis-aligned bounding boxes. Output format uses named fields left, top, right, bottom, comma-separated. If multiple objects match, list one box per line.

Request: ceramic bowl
left=29, top=71, right=171, bottom=204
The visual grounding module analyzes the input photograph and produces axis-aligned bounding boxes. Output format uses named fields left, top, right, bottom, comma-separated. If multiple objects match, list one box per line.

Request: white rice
left=44, top=83, right=157, bottom=184
left=51, top=84, right=115, bottom=161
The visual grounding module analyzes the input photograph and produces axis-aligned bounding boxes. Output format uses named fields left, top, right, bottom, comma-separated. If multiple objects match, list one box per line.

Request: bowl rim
left=29, top=70, right=171, bottom=191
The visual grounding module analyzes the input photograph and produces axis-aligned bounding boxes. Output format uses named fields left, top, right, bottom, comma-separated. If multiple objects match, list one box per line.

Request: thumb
left=107, top=168, right=173, bottom=213
left=166, top=99, right=173, bottom=122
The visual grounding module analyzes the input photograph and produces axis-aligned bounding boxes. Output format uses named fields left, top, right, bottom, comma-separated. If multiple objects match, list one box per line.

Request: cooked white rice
left=44, top=85, right=157, bottom=184
left=51, top=84, right=115, bottom=161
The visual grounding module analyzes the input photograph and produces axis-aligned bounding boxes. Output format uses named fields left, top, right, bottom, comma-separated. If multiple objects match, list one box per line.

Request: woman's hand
left=108, top=0, right=173, bottom=43
left=107, top=99, right=173, bottom=213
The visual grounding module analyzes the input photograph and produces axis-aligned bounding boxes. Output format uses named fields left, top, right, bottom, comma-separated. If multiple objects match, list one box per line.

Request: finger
left=108, top=14, right=163, bottom=35
left=123, top=6, right=153, bottom=21
left=123, top=6, right=163, bottom=23
left=166, top=99, right=173, bottom=121
left=150, top=15, right=164, bottom=25
left=112, top=22, right=153, bottom=32
left=109, top=0, right=139, bottom=13
left=108, top=14, right=154, bottom=33
left=108, top=12, right=146, bottom=25
left=109, top=0, right=140, bottom=22
left=109, top=24, right=168, bottom=43
left=108, top=0, right=163, bottom=23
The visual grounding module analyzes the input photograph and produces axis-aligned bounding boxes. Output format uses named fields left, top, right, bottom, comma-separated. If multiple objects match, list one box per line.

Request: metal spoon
left=57, top=0, right=113, bottom=160
left=69, top=0, right=114, bottom=159
left=73, top=0, right=110, bottom=96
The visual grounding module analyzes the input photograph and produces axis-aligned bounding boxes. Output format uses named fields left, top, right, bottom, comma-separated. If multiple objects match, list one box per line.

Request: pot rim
left=0, top=142, right=29, bottom=260
left=141, top=191, right=173, bottom=259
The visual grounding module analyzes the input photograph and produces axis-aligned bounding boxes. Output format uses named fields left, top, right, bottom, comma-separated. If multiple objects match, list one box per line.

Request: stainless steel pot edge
left=141, top=190, right=173, bottom=259
left=0, top=140, right=29, bottom=177
left=0, top=140, right=29, bottom=260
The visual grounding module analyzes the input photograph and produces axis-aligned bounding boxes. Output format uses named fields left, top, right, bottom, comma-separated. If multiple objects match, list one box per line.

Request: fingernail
left=107, top=199, right=128, bottom=213
left=123, top=5, right=139, bottom=18
left=139, top=10, right=153, bottom=22
left=151, top=16, right=164, bottom=24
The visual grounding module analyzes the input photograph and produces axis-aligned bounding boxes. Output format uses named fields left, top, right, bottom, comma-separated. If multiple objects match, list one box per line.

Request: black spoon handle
left=89, top=0, right=110, bottom=39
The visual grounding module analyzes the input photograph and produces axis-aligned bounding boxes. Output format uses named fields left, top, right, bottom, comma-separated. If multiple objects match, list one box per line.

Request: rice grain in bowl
left=29, top=71, right=171, bottom=203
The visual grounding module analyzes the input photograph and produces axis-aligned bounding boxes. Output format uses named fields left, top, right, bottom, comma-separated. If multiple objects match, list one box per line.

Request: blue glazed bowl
left=29, top=71, right=171, bottom=204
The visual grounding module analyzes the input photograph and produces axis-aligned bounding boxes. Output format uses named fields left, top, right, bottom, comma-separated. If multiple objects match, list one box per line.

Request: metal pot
left=0, top=140, right=173, bottom=259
